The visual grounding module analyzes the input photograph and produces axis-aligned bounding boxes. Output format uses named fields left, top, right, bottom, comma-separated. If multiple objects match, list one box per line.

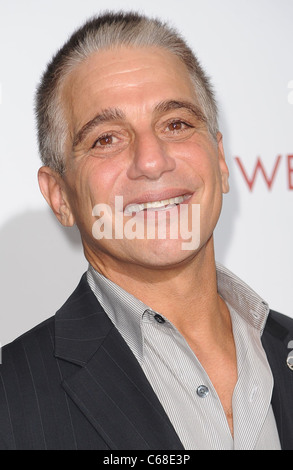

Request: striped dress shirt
left=87, top=263, right=281, bottom=450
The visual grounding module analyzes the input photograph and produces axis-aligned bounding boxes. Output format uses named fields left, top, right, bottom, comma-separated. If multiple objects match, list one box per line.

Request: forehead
left=63, top=45, right=197, bottom=124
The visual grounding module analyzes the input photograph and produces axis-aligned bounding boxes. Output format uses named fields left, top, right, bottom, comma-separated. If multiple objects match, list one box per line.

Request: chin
left=129, top=238, right=200, bottom=269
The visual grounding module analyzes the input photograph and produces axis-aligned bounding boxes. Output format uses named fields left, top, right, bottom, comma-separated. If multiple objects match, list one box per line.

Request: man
left=0, top=11, right=292, bottom=450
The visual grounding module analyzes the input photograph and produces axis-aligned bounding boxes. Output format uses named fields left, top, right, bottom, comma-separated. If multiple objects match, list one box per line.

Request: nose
left=126, top=132, right=176, bottom=180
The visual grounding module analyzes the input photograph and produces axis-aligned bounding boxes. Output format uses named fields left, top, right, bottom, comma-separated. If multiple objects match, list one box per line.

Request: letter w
left=235, top=155, right=281, bottom=191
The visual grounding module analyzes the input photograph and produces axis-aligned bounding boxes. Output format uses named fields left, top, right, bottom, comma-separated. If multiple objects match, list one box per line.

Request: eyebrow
left=153, top=99, right=207, bottom=123
left=73, top=107, right=126, bottom=147
left=72, top=100, right=206, bottom=148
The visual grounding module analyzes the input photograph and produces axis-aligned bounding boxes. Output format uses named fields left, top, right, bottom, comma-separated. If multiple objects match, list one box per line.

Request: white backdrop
left=0, top=0, right=292, bottom=346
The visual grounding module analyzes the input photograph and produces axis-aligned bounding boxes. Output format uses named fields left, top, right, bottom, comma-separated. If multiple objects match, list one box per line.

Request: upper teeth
left=124, top=195, right=189, bottom=214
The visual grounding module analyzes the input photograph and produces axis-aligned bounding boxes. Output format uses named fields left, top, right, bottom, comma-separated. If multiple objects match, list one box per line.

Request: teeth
left=124, top=195, right=189, bottom=214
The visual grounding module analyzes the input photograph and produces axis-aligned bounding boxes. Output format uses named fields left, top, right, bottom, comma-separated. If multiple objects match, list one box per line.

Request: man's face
left=57, top=45, right=229, bottom=270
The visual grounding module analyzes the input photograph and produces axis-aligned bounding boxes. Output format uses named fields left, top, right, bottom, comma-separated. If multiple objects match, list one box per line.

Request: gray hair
left=35, top=11, right=219, bottom=175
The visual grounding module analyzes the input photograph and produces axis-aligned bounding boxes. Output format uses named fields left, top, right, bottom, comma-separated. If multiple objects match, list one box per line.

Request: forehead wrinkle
left=73, top=107, right=126, bottom=147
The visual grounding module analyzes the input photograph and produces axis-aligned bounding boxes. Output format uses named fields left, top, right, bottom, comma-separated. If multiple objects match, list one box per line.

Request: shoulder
left=0, top=316, right=57, bottom=449
left=1, top=315, right=55, bottom=355
left=0, top=272, right=90, bottom=368
left=0, top=315, right=56, bottom=380
left=0, top=274, right=95, bottom=449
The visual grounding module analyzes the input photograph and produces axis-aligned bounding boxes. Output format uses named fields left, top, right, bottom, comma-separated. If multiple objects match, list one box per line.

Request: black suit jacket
left=0, top=273, right=293, bottom=450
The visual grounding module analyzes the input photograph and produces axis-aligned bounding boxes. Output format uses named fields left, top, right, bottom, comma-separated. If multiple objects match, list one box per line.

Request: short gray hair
left=35, top=11, right=219, bottom=175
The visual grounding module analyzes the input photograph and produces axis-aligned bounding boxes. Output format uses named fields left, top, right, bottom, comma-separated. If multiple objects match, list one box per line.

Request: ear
left=216, top=132, right=229, bottom=194
left=38, top=166, right=75, bottom=227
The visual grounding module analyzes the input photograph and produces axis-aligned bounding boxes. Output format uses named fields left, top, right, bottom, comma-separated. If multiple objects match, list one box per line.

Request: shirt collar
left=87, top=263, right=270, bottom=363
left=87, top=264, right=146, bottom=363
left=215, top=263, right=270, bottom=333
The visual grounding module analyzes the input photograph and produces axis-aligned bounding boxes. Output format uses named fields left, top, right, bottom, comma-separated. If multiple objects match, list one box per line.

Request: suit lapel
left=262, top=311, right=293, bottom=450
left=54, top=274, right=183, bottom=450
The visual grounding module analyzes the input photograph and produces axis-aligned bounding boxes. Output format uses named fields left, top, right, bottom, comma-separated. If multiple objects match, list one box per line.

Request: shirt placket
left=142, top=312, right=234, bottom=449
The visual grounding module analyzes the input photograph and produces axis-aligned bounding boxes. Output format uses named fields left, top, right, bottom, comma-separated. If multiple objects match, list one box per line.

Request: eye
left=161, top=119, right=195, bottom=140
left=89, top=129, right=130, bottom=157
left=165, top=119, right=195, bottom=134
left=167, top=121, right=187, bottom=132
left=93, top=134, right=118, bottom=147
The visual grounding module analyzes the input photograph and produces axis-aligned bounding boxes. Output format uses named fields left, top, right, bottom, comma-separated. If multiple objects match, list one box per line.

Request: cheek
left=72, top=157, right=126, bottom=209
left=64, top=163, right=96, bottom=221
left=172, top=141, right=218, bottom=184
left=181, top=144, right=224, bottom=209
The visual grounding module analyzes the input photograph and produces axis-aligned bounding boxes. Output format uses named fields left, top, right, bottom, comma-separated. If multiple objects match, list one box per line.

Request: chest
left=141, top=319, right=275, bottom=449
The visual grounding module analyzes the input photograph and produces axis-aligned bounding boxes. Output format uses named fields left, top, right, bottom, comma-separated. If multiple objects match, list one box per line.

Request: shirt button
left=196, top=385, right=209, bottom=398
left=154, top=314, right=165, bottom=324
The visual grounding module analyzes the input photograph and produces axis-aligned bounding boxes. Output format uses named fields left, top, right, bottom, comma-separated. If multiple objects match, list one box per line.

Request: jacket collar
left=54, top=274, right=183, bottom=450
left=262, top=311, right=293, bottom=450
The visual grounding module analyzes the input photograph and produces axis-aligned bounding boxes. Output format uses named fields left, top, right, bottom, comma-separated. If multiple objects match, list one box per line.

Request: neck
left=86, top=236, right=231, bottom=343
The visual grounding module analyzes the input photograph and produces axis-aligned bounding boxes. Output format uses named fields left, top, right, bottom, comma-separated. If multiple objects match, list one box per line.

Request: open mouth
left=124, top=194, right=191, bottom=215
